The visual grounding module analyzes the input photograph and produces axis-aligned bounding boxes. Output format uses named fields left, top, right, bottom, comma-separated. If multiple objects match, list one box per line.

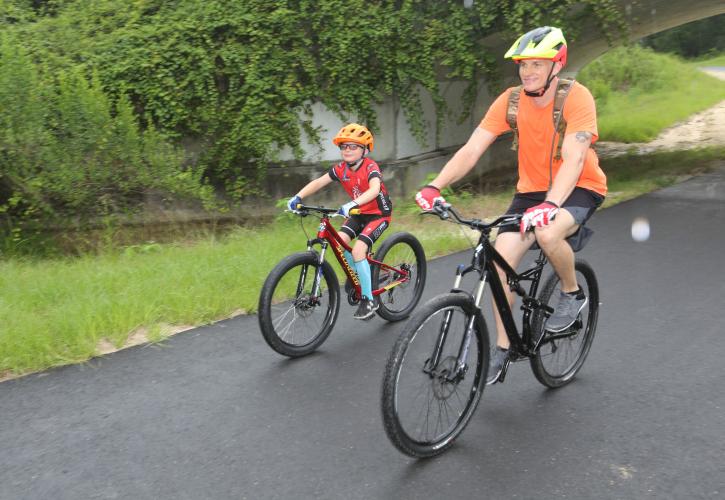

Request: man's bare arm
left=547, top=131, right=592, bottom=205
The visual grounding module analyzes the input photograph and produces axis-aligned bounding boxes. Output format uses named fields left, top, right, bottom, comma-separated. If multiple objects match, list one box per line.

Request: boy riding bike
left=415, top=26, right=607, bottom=384
left=287, top=123, right=393, bottom=320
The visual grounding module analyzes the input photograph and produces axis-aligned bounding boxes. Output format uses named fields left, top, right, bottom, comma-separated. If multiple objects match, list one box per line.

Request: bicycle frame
left=453, top=232, right=550, bottom=356
left=425, top=211, right=554, bottom=382
left=303, top=210, right=411, bottom=300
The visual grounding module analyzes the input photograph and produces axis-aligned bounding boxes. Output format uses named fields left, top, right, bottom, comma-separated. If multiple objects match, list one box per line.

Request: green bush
left=0, top=37, right=212, bottom=252
left=578, top=46, right=725, bottom=142
left=578, top=45, right=678, bottom=101
left=2, top=0, right=625, bottom=199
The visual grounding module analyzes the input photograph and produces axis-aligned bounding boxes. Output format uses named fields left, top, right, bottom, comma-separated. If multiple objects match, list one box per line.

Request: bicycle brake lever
left=433, top=201, right=451, bottom=220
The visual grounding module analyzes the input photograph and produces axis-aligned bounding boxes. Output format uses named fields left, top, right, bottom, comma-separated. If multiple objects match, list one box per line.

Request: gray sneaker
left=353, top=298, right=378, bottom=320
left=546, top=289, right=587, bottom=333
left=486, top=346, right=510, bottom=385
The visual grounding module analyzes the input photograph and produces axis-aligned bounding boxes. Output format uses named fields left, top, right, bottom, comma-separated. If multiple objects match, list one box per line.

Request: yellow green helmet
left=504, top=26, right=567, bottom=66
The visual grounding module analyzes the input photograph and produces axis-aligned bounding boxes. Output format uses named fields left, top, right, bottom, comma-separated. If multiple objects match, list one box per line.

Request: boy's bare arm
left=352, top=178, right=381, bottom=206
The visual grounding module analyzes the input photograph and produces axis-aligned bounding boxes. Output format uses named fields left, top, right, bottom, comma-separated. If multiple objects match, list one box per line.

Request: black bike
left=381, top=203, right=599, bottom=458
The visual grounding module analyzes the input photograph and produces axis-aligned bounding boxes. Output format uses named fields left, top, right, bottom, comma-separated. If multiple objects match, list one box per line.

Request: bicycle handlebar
left=290, top=204, right=361, bottom=217
left=426, top=201, right=521, bottom=232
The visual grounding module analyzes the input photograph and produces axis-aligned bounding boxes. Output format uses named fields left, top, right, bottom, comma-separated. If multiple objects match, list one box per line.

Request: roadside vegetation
left=577, top=46, right=725, bottom=142
left=0, top=0, right=626, bottom=245
left=2, top=43, right=725, bottom=378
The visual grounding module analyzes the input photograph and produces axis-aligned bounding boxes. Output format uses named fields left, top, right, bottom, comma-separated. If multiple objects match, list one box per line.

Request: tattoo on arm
left=575, top=131, right=592, bottom=143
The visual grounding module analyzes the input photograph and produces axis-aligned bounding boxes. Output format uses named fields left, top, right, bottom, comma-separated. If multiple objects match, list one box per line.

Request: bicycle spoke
left=531, top=261, right=598, bottom=387
left=259, top=252, right=339, bottom=357
left=374, top=233, right=426, bottom=321
left=389, top=303, right=484, bottom=447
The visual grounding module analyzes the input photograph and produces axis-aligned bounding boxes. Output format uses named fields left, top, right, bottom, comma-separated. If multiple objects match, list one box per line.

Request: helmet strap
left=523, top=63, right=556, bottom=97
left=345, top=158, right=364, bottom=170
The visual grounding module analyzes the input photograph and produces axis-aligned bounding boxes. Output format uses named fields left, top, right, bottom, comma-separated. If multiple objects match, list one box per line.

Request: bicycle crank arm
left=544, top=322, right=583, bottom=341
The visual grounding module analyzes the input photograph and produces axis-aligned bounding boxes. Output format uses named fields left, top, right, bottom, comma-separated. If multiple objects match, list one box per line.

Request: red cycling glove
left=415, top=185, right=446, bottom=212
left=520, top=201, right=559, bottom=234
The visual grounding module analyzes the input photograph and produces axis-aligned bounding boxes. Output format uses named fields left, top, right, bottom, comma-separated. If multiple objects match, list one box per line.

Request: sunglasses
left=339, top=143, right=364, bottom=151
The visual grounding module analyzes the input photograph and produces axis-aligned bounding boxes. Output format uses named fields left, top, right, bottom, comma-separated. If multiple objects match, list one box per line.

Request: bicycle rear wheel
left=530, top=259, right=599, bottom=388
left=258, top=252, right=340, bottom=357
left=372, top=232, right=427, bottom=322
left=381, top=293, right=488, bottom=458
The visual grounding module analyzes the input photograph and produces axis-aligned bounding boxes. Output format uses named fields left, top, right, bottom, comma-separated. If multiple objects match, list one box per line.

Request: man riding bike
left=415, top=26, right=607, bottom=384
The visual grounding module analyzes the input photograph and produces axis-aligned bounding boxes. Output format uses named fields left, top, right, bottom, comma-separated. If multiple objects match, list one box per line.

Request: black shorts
left=340, top=214, right=391, bottom=249
left=497, top=188, right=605, bottom=235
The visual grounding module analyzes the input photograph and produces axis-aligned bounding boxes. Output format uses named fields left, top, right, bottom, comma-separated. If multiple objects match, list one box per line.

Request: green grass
left=600, top=147, right=725, bottom=207
left=579, top=48, right=725, bottom=142
left=694, top=54, right=725, bottom=66
left=3, top=148, right=724, bottom=377
left=2, top=48, right=725, bottom=379
left=0, top=208, right=496, bottom=375
left=596, top=76, right=725, bottom=142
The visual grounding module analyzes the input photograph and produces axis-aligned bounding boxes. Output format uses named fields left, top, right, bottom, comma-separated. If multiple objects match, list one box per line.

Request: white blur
left=631, top=217, right=651, bottom=242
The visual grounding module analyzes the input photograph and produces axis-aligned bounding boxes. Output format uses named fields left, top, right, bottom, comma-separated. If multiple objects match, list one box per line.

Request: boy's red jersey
left=328, top=158, right=392, bottom=216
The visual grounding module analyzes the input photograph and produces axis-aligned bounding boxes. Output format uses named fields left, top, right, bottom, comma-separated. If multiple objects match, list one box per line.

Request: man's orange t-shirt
left=479, top=81, right=607, bottom=196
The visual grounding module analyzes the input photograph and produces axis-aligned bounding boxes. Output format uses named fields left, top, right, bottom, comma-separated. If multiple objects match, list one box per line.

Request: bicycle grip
left=349, top=208, right=361, bottom=215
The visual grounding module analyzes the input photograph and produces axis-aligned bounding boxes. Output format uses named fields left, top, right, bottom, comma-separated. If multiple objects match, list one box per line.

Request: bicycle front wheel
left=258, top=252, right=340, bottom=357
left=381, top=293, right=489, bottom=458
left=372, top=232, right=427, bottom=322
left=530, top=259, right=599, bottom=388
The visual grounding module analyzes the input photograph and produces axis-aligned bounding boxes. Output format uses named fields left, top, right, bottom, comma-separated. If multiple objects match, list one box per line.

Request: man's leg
left=535, top=209, right=587, bottom=331
left=491, top=231, right=536, bottom=349
left=534, top=209, right=579, bottom=292
left=486, top=231, right=535, bottom=384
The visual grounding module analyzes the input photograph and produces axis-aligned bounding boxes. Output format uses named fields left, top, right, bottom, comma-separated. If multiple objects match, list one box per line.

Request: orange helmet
left=332, top=123, right=374, bottom=152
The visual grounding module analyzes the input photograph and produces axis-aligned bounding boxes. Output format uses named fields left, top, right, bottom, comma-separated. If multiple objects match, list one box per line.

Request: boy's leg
left=338, top=232, right=356, bottom=272
left=340, top=218, right=364, bottom=294
left=352, top=240, right=373, bottom=300
left=352, top=239, right=376, bottom=320
left=352, top=216, right=390, bottom=320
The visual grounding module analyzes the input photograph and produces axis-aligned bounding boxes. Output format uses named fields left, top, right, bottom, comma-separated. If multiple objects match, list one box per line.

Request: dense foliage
left=642, top=14, right=725, bottom=59
left=0, top=0, right=626, bottom=245
left=0, top=37, right=213, bottom=250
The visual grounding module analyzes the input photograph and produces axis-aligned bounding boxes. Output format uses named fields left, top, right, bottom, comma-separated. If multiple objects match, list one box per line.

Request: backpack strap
left=506, top=86, right=522, bottom=151
left=506, top=78, right=575, bottom=160
left=552, top=78, right=575, bottom=160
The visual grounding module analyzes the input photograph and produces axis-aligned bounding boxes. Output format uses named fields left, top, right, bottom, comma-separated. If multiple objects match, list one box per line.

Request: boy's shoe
left=546, top=289, right=588, bottom=333
left=353, top=298, right=378, bottom=320
left=486, top=346, right=510, bottom=385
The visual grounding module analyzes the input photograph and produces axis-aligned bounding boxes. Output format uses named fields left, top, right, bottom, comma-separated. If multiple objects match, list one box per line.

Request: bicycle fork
left=425, top=266, right=489, bottom=383
left=298, top=241, right=328, bottom=303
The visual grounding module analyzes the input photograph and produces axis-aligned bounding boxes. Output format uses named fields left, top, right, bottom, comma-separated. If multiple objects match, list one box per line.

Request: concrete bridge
left=267, top=1, right=725, bottom=205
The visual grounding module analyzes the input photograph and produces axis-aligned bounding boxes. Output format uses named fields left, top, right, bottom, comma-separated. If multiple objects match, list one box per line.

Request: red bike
left=258, top=204, right=427, bottom=357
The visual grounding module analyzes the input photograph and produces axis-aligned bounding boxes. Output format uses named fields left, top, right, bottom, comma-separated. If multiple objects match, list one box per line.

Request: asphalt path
left=2, top=166, right=724, bottom=499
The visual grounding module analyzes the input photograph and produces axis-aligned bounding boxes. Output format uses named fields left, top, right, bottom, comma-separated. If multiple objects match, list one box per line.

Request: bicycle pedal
left=497, top=358, right=512, bottom=383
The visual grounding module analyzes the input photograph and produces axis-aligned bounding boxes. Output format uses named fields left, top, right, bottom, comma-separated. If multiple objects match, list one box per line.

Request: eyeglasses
left=339, top=143, right=364, bottom=151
